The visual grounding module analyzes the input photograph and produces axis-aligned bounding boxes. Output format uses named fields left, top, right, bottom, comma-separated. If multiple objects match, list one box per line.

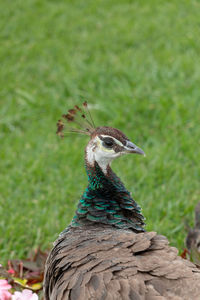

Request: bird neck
left=70, top=159, right=145, bottom=232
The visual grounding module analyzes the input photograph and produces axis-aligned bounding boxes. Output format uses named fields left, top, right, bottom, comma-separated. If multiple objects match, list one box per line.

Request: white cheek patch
left=98, top=141, right=115, bottom=153
left=86, top=139, right=97, bottom=165
left=86, top=136, right=121, bottom=174
left=95, top=138, right=114, bottom=154
left=86, top=145, right=95, bottom=165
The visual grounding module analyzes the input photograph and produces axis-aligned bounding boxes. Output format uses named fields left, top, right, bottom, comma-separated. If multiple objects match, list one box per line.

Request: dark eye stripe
left=103, top=140, right=114, bottom=147
left=99, top=136, right=115, bottom=148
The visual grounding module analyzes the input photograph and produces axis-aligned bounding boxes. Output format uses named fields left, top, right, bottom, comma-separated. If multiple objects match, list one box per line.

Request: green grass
left=1, top=0, right=200, bottom=264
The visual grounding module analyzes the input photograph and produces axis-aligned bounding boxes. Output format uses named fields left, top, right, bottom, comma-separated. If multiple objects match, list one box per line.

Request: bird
left=44, top=102, right=200, bottom=300
left=186, top=202, right=200, bottom=266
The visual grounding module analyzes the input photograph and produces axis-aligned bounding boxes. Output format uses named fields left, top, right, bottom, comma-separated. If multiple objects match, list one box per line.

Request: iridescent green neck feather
left=71, top=162, right=145, bottom=232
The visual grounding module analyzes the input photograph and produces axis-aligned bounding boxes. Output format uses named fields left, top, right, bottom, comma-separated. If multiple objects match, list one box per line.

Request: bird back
left=44, top=226, right=200, bottom=300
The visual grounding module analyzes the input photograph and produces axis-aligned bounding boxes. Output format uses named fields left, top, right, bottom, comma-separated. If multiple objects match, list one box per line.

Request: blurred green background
left=0, top=0, right=200, bottom=263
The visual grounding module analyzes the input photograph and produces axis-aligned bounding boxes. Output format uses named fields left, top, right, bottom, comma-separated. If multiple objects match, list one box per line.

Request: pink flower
left=7, top=269, right=15, bottom=275
left=0, top=279, right=12, bottom=300
left=12, top=289, right=38, bottom=300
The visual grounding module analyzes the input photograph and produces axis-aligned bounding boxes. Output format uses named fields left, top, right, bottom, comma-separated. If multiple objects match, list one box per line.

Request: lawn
left=0, top=0, right=200, bottom=264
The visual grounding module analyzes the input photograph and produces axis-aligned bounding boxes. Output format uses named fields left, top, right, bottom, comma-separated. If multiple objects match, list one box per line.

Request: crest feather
left=56, top=102, right=95, bottom=137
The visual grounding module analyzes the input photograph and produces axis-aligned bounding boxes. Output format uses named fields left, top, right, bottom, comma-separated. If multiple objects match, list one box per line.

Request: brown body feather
left=44, top=225, right=200, bottom=300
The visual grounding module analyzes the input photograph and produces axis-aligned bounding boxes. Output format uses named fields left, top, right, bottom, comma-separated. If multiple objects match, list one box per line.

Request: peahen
left=44, top=103, right=200, bottom=300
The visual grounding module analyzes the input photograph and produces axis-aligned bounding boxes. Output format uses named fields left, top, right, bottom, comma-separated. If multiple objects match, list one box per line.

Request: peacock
left=44, top=102, right=200, bottom=300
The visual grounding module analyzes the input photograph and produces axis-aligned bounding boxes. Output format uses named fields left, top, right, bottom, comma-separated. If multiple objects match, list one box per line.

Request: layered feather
left=70, top=162, right=145, bottom=232
left=44, top=226, right=200, bottom=300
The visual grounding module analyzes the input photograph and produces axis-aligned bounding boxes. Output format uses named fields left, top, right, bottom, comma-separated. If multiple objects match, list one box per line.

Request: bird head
left=56, top=102, right=145, bottom=173
left=85, top=126, right=145, bottom=173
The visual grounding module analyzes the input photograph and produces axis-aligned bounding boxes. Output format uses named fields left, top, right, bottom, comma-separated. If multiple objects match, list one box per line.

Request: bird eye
left=102, top=138, right=114, bottom=148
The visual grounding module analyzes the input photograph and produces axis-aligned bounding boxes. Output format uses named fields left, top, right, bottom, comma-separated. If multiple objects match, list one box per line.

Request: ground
left=0, top=0, right=200, bottom=264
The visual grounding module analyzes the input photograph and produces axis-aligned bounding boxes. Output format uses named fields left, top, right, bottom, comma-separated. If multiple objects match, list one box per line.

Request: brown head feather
left=57, top=102, right=95, bottom=137
left=74, top=105, right=81, bottom=112
left=56, top=120, right=65, bottom=137
left=91, top=126, right=129, bottom=145
left=62, top=114, right=74, bottom=122
left=68, top=109, right=76, bottom=115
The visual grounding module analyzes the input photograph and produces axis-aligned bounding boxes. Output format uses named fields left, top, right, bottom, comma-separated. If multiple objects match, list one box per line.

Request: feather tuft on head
left=56, top=102, right=95, bottom=137
left=56, top=120, right=65, bottom=138
left=68, top=109, right=76, bottom=115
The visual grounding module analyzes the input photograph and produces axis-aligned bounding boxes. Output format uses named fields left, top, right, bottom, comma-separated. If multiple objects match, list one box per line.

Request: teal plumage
left=70, top=162, right=145, bottom=232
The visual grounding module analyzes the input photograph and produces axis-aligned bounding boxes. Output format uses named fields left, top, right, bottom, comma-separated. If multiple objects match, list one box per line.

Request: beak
left=125, top=141, right=145, bottom=156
